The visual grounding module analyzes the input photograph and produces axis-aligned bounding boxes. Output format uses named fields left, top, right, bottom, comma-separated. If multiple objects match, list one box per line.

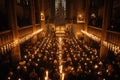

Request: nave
left=0, top=0, right=120, bottom=80
left=1, top=32, right=119, bottom=80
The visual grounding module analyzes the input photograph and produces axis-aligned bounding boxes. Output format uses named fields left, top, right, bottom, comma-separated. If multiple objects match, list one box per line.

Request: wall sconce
left=41, top=12, right=45, bottom=21
left=77, top=14, right=85, bottom=23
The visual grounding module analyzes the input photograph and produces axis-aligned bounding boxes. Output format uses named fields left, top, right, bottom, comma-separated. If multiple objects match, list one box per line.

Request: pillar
left=66, top=0, right=70, bottom=23
left=70, top=0, right=74, bottom=21
left=36, top=0, right=41, bottom=39
left=84, top=0, right=90, bottom=31
left=41, top=0, right=45, bottom=32
left=7, top=0, right=21, bottom=62
left=76, top=0, right=84, bottom=36
left=30, top=0, right=37, bottom=43
left=77, top=0, right=83, bottom=16
left=100, top=0, right=112, bottom=58
left=83, top=0, right=90, bottom=43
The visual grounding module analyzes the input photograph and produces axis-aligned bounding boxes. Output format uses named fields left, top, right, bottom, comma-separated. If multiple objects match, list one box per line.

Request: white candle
left=59, top=65, right=63, bottom=73
left=59, top=37, right=62, bottom=42
left=44, top=76, right=48, bottom=80
left=46, top=70, right=48, bottom=78
left=62, top=73, right=65, bottom=80
left=1, top=47, right=3, bottom=55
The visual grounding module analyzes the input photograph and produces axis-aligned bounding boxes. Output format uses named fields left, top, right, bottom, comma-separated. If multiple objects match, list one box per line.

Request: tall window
left=55, top=0, right=66, bottom=25
left=55, top=0, right=66, bottom=12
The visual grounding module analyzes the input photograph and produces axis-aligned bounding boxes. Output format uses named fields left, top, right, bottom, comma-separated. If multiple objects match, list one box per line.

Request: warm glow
left=46, top=70, right=49, bottom=78
left=77, top=14, right=85, bottom=23
left=81, top=30, right=100, bottom=42
left=62, top=73, right=65, bottom=80
left=59, top=65, right=63, bottom=73
left=13, top=39, right=19, bottom=47
left=81, top=30, right=120, bottom=55
left=59, top=37, right=62, bottom=42
left=18, top=78, right=21, bottom=80
left=44, top=76, right=48, bottom=80
left=0, top=28, right=43, bottom=54
left=8, top=77, right=11, bottom=80
left=94, top=64, right=98, bottom=69
left=24, top=55, right=27, bottom=59
left=41, top=12, right=45, bottom=21
left=103, top=41, right=120, bottom=55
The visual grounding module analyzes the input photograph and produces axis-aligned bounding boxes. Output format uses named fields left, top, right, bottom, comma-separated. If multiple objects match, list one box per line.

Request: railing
left=0, top=24, right=43, bottom=55
left=0, top=25, right=119, bottom=54
left=86, top=26, right=120, bottom=55
left=0, top=30, right=13, bottom=54
left=19, top=24, right=41, bottom=39
left=88, top=26, right=120, bottom=47
left=0, top=30, right=13, bottom=47
left=19, top=25, right=33, bottom=38
left=88, top=26, right=102, bottom=38
left=36, top=24, right=41, bottom=30
left=107, top=30, right=120, bottom=47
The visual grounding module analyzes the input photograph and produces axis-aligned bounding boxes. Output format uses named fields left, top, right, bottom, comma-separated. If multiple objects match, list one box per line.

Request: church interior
left=0, top=0, right=120, bottom=80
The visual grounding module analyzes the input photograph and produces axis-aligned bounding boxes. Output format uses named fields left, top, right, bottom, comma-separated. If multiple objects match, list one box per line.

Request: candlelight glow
left=8, top=77, right=11, bottom=80
left=81, top=30, right=100, bottom=42
left=59, top=37, right=62, bottom=42
left=0, top=28, right=43, bottom=54
left=46, top=70, right=48, bottom=78
left=81, top=30, right=120, bottom=55
left=59, top=65, right=63, bottom=74
left=62, top=73, right=65, bottom=80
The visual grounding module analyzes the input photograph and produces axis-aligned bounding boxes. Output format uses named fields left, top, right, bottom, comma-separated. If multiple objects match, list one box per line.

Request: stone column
left=66, top=0, right=70, bottom=23
left=41, top=0, right=45, bottom=32
left=100, top=0, right=112, bottom=58
left=84, top=0, right=90, bottom=31
left=76, top=0, right=84, bottom=36
left=70, top=0, right=74, bottom=21
left=7, top=0, right=21, bottom=62
left=30, top=0, right=37, bottom=43
left=77, top=0, right=83, bottom=16
left=83, top=0, right=90, bottom=43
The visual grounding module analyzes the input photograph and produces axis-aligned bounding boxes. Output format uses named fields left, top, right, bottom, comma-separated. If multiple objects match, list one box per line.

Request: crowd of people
left=0, top=31, right=120, bottom=80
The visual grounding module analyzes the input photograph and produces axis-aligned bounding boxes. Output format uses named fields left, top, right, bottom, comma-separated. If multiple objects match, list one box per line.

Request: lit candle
left=59, top=65, right=63, bottom=73
left=1, top=47, right=4, bottom=55
left=46, top=70, right=48, bottom=78
left=4, top=45, right=6, bottom=53
left=62, top=73, right=65, bottom=80
left=18, top=78, right=21, bottom=80
left=8, top=76, right=11, bottom=80
left=44, top=76, right=48, bottom=80
left=94, top=64, right=98, bottom=69
left=59, top=37, right=62, bottom=41
left=24, top=55, right=27, bottom=59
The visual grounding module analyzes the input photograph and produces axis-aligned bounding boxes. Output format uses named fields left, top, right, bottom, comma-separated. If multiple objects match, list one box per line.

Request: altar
left=55, top=26, right=65, bottom=37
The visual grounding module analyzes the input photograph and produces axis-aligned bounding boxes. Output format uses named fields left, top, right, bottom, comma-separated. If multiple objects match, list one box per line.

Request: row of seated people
left=3, top=32, right=120, bottom=80
left=65, top=36, right=120, bottom=80
left=107, top=49, right=120, bottom=76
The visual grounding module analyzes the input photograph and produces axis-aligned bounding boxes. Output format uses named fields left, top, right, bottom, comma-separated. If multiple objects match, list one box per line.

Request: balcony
left=0, top=24, right=42, bottom=55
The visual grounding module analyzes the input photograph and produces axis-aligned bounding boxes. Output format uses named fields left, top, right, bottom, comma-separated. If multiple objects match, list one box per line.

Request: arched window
left=55, top=0, right=66, bottom=25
